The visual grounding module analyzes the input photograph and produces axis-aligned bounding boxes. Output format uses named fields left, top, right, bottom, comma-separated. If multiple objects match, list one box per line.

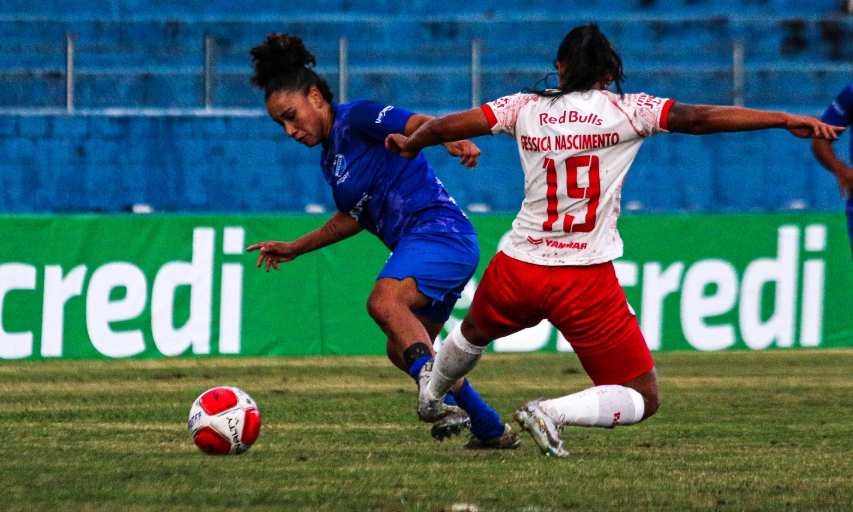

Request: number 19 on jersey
left=543, top=155, right=601, bottom=233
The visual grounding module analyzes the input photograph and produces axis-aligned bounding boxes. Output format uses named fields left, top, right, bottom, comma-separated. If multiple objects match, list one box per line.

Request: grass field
left=2, top=350, right=853, bottom=511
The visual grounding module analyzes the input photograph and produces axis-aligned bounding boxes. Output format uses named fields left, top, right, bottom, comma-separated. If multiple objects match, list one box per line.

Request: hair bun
left=250, top=33, right=317, bottom=89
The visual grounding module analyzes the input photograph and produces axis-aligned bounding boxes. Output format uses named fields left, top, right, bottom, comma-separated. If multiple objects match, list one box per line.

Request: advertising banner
left=0, top=213, right=850, bottom=360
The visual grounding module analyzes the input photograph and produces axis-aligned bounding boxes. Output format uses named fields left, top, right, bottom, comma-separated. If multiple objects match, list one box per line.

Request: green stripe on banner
left=0, top=213, right=850, bottom=360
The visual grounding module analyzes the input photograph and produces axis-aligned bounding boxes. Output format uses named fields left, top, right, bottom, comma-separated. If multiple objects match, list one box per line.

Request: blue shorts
left=378, top=232, right=479, bottom=323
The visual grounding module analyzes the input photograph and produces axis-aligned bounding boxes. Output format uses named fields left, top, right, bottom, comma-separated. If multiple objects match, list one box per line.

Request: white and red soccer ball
left=188, top=387, right=261, bottom=455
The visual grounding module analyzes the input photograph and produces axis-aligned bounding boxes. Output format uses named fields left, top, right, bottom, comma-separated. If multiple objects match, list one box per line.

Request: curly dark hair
left=250, top=33, right=334, bottom=103
left=529, top=24, right=624, bottom=98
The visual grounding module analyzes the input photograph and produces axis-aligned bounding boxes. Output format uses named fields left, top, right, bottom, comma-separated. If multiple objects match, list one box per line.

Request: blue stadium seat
left=17, top=117, right=49, bottom=138
left=0, top=3, right=850, bottom=213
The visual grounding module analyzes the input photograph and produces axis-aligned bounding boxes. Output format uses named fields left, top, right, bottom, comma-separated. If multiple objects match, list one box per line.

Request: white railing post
left=471, top=38, right=482, bottom=108
left=204, top=34, right=216, bottom=110
left=66, top=33, right=75, bottom=112
left=339, top=37, right=348, bottom=104
left=732, top=38, right=745, bottom=107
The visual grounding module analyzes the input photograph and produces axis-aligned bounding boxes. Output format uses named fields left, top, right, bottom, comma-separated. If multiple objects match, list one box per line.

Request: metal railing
left=5, top=30, right=852, bottom=115
left=203, top=33, right=216, bottom=110
left=65, top=33, right=75, bottom=112
left=338, top=37, right=348, bottom=104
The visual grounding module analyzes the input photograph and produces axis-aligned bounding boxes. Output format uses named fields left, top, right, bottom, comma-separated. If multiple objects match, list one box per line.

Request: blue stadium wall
left=0, top=113, right=845, bottom=214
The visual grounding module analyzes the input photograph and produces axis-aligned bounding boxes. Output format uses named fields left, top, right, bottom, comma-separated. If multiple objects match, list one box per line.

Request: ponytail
left=250, top=33, right=334, bottom=103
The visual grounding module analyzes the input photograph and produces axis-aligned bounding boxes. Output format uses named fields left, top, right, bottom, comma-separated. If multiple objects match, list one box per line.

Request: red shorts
left=470, top=251, right=654, bottom=386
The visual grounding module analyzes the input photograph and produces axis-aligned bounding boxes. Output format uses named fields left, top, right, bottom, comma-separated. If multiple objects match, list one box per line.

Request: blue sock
left=407, top=355, right=431, bottom=380
left=407, top=355, right=457, bottom=407
left=454, top=379, right=505, bottom=440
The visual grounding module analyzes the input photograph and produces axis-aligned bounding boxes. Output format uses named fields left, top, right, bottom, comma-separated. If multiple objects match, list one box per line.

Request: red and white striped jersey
left=481, top=89, right=674, bottom=266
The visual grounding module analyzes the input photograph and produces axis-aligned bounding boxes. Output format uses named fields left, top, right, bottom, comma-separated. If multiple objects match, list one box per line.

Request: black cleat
left=431, top=410, right=472, bottom=441
left=463, top=423, right=522, bottom=450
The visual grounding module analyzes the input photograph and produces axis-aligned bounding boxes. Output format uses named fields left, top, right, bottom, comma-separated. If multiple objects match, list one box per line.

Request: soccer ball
left=187, top=386, right=261, bottom=455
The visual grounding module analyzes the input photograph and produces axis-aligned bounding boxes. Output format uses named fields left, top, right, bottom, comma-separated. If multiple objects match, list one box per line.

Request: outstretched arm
left=402, top=113, right=485, bottom=168
left=246, top=212, right=364, bottom=272
left=812, top=137, right=853, bottom=198
left=666, top=103, right=844, bottom=139
left=387, top=108, right=493, bottom=160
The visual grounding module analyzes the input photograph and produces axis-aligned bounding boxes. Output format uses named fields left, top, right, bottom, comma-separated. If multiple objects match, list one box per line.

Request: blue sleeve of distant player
left=348, top=100, right=415, bottom=143
left=821, top=82, right=853, bottom=127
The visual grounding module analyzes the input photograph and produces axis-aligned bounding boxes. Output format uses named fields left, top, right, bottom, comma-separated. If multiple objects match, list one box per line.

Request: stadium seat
left=0, top=2, right=848, bottom=213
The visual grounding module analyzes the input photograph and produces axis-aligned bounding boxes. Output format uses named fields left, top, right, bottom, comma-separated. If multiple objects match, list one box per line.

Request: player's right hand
left=786, top=115, right=845, bottom=140
left=246, top=241, right=300, bottom=272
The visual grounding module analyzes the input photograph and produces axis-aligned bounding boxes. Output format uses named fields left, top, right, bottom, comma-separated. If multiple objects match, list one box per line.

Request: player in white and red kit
left=387, top=24, right=843, bottom=456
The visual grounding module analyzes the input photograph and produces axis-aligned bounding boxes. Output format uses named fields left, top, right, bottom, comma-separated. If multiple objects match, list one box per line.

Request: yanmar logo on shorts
left=527, top=236, right=587, bottom=250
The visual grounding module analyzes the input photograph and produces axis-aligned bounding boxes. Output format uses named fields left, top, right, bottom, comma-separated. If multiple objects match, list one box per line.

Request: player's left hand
left=786, top=115, right=845, bottom=140
left=385, top=134, right=420, bottom=160
left=442, top=140, right=481, bottom=169
left=246, top=240, right=300, bottom=272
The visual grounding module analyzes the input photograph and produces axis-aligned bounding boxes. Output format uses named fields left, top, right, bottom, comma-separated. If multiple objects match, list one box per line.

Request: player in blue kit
left=244, top=33, right=519, bottom=449
left=812, top=82, right=853, bottom=258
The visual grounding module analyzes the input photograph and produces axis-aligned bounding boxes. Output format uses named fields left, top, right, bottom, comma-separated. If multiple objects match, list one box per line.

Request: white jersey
left=482, top=89, right=674, bottom=266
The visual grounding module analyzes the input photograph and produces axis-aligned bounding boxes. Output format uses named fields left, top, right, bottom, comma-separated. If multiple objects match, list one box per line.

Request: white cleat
left=417, top=359, right=458, bottom=422
left=514, top=400, right=569, bottom=457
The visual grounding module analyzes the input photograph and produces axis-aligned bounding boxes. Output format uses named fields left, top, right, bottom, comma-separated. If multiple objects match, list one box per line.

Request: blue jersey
left=320, top=100, right=474, bottom=250
left=821, top=82, right=853, bottom=161
left=821, top=82, right=853, bottom=219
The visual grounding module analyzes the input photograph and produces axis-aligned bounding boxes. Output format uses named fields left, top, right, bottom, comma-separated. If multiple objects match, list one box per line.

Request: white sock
left=425, top=323, right=485, bottom=400
left=539, top=385, right=646, bottom=428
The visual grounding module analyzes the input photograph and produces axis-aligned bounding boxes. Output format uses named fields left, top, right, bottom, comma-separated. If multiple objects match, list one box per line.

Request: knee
left=366, top=292, right=400, bottom=327
left=366, top=294, right=389, bottom=325
left=642, top=391, right=660, bottom=420
left=460, top=314, right=492, bottom=347
left=623, top=368, right=659, bottom=421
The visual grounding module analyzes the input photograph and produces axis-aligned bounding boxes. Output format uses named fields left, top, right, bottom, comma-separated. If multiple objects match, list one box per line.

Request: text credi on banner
left=0, top=213, right=850, bottom=360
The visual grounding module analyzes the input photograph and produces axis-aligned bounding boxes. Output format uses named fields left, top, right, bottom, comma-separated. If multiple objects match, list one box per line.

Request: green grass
left=2, top=350, right=853, bottom=511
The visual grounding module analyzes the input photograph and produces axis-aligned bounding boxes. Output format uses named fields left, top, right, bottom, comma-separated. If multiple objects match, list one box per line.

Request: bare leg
left=368, top=277, right=462, bottom=393
left=367, top=277, right=432, bottom=372
left=368, top=279, right=508, bottom=442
